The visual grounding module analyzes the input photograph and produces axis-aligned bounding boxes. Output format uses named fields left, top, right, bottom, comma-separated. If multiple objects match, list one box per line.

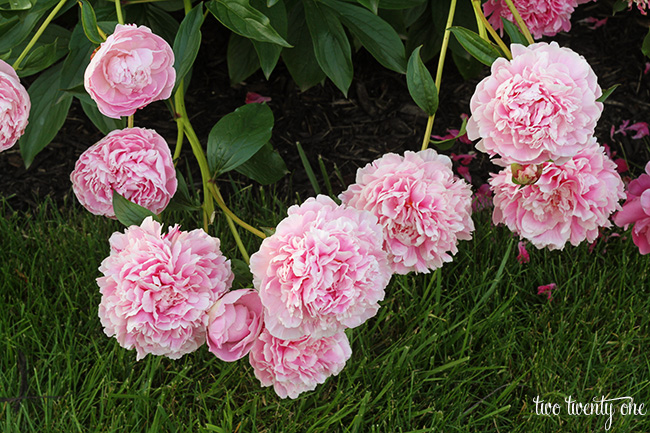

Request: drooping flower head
left=483, top=0, right=582, bottom=39
left=613, top=161, right=650, bottom=254
left=249, top=329, right=352, bottom=399
left=467, top=42, right=603, bottom=166
left=98, top=217, right=234, bottom=360
left=340, top=149, right=474, bottom=274
left=0, top=60, right=30, bottom=152
left=84, top=24, right=175, bottom=118
left=250, top=195, right=391, bottom=341
left=71, top=127, right=177, bottom=218
left=206, top=289, right=264, bottom=362
left=490, top=143, right=625, bottom=250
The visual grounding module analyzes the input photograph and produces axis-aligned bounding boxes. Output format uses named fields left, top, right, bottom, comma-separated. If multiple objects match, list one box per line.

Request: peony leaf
left=449, top=26, right=502, bottom=66
left=378, top=0, right=426, bottom=10
left=173, top=2, right=204, bottom=91
left=227, top=33, right=260, bottom=84
left=323, top=0, right=407, bottom=74
left=78, top=0, right=103, bottom=44
left=112, top=190, right=161, bottom=227
left=642, top=28, right=650, bottom=59
left=250, top=0, right=287, bottom=79
left=355, top=0, right=379, bottom=14
left=206, top=0, right=291, bottom=47
left=207, top=103, right=274, bottom=176
left=596, top=84, right=620, bottom=103
left=406, top=45, right=438, bottom=116
left=236, top=143, right=289, bottom=184
left=501, top=17, right=528, bottom=46
left=79, top=97, right=126, bottom=135
left=303, top=0, right=353, bottom=96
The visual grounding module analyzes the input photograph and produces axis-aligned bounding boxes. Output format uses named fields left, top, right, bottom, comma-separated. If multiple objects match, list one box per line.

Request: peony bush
left=2, top=0, right=647, bottom=402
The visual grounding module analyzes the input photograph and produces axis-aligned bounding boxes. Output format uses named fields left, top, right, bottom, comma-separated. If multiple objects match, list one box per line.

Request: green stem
left=421, top=0, right=456, bottom=151
left=173, top=118, right=184, bottom=162
left=115, top=0, right=124, bottom=25
left=12, top=0, right=68, bottom=70
left=182, top=0, right=191, bottom=14
left=127, top=115, right=134, bottom=128
left=207, top=183, right=267, bottom=240
left=503, top=0, right=534, bottom=45
left=472, top=0, right=511, bottom=59
left=471, top=0, right=488, bottom=40
left=225, top=213, right=250, bottom=264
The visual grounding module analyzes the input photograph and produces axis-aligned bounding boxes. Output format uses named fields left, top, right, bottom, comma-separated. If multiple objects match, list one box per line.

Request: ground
left=1, top=1, right=650, bottom=212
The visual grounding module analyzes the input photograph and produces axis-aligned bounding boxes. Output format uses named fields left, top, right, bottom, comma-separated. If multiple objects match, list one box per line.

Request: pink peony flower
left=467, top=42, right=603, bottom=166
left=97, top=217, right=234, bottom=360
left=483, top=0, right=580, bottom=39
left=340, top=149, right=474, bottom=274
left=84, top=24, right=175, bottom=118
left=628, top=0, right=649, bottom=14
left=206, top=289, right=264, bottom=362
left=250, top=195, right=391, bottom=341
left=249, top=329, right=352, bottom=399
left=490, top=143, right=625, bottom=250
left=71, top=127, right=177, bottom=218
left=613, top=161, right=650, bottom=254
left=537, top=283, right=557, bottom=301
left=0, top=60, right=30, bottom=152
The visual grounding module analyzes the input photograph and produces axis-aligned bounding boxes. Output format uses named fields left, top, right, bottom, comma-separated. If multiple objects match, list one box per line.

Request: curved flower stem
left=12, top=0, right=68, bottom=70
left=207, top=182, right=267, bottom=240
left=471, top=0, right=488, bottom=40
left=115, top=0, right=125, bottom=25
left=471, top=0, right=511, bottom=59
left=226, top=212, right=250, bottom=264
left=421, top=0, right=456, bottom=151
left=173, top=117, right=184, bottom=162
left=503, top=0, right=534, bottom=45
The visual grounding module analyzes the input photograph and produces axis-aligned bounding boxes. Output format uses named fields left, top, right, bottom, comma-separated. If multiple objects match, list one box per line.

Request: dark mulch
left=2, top=1, right=650, bottom=213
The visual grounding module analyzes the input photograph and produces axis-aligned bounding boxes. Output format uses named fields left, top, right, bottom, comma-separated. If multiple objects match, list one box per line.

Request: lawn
left=1, top=190, right=649, bottom=432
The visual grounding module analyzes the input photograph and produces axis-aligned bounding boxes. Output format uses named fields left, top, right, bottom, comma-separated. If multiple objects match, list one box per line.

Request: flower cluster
left=0, top=59, right=30, bottom=152
left=490, top=144, right=625, bottom=250
left=614, top=162, right=650, bottom=254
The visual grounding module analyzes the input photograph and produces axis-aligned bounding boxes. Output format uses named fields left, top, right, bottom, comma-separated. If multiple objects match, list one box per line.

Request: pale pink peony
left=249, top=329, right=352, bottom=399
left=340, top=149, right=474, bottom=274
left=98, top=217, right=234, bottom=360
left=0, top=60, right=30, bottom=152
left=483, top=0, right=581, bottom=39
left=70, top=127, right=177, bottom=218
left=613, top=161, right=650, bottom=254
left=467, top=42, right=603, bottom=165
left=84, top=24, right=175, bottom=118
left=490, top=143, right=625, bottom=250
left=206, top=289, right=264, bottom=362
left=249, top=195, right=391, bottom=341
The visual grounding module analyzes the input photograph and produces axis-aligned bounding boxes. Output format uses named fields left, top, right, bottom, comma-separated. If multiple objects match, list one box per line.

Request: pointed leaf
left=112, top=190, right=161, bottom=227
left=250, top=0, right=286, bottom=79
left=596, top=84, right=620, bottom=103
left=207, top=103, right=274, bottom=175
left=207, top=0, right=291, bottom=47
left=78, top=0, right=103, bottom=44
left=282, top=2, right=325, bottom=91
left=406, top=46, right=438, bottom=116
left=501, top=17, right=528, bottom=46
left=303, top=0, right=352, bottom=96
left=236, top=142, right=288, bottom=184
left=227, top=33, right=260, bottom=83
left=173, top=2, right=204, bottom=92
left=449, top=26, right=502, bottom=66
left=79, top=97, right=126, bottom=134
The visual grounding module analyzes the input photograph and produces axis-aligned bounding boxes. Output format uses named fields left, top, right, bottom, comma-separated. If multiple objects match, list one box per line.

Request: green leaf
left=0, top=8, right=41, bottom=52
left=166, top=169, right=200, bottom=211
left=0, top=0, right=32, bottom=11
left=230, top=258, right=253, bottom=290
left=227, top=33, right=260, bottom=84
left=406, top=2, right=440, bottom=63
left=79, top=97, right=126, bottom=135
left=596, top=84, right=620, bottom=103
left=17, top=38, right=59, bottom=77
left=323, top=0, right=406, bottom=74
left=642, top=28, right=650, bottom=59
left=207, top=103, right=274, bottom=176
left=141, top=4, right=180, bottom=45
left=19, top=62, right=73, bottom=168
left=378, top=0, right=425, bottom=10
left=250, top=0, right=287, bottom=79
left=0, top=49, right=11, bottom=60
left=501, top=17, right=528, bottom=46
left=3, top=23, right=70, bottom=71
left=60, top=24, right=94, bottom=90
left=206, top=0, right=291, bottom=47
left=430, top=116, right=468, bottom=150
left=406, top=46, right=438, bottom=116
left=282, top=2, right=325, bottom=91
left=355, top=0, right=378, bottom=14
left=173, top=3, right=204, bottom=91
left=449, top=26, right=502, bottom=66
left=267, top=0, right=278, bottom=6
left=235, top=142, right=288, bottom=184
left=78, top=0, right=103, bottom=44
left=451, top=49, right=483, bottom=80
left=612, top=0, right=627, bottom=13
left=112, top=190, right=161, bottom=227
left=303, top=0, right=353, bottom=96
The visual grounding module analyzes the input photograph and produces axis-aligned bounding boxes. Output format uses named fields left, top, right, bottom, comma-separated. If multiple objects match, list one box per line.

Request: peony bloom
left=84, top=24, right=175, bottom=118
left=249, top=329, right=352, bottom=399
left=613, top=161, right=650, bottom=254
left=71, top=127, right=177, bottom=218
left=250, top=195, right=391, bottom=341
left=467, top=42, right=602, bottom=166
left=206, top=289, right=264, bottom=362
left=483, top=0, right=581, bottom=39
left=340, top=149, right=474, bottom=274
left=98, top=217, right=234, bottom=360
left=490, top=143, right=625, bottom=250
left=0, top=60, right=30, bottom=152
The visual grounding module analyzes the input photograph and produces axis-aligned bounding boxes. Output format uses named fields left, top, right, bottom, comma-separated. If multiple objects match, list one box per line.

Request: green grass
left=1, top=193, right=649, bottom=432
